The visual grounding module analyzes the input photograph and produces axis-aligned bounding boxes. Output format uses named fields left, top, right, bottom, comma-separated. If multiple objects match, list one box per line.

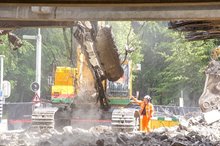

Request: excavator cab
left=106, top=60, right=132, bottom=106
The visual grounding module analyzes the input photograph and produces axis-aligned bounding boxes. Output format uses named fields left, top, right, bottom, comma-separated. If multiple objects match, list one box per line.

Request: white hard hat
left=144, top=95, right=151, bottom=101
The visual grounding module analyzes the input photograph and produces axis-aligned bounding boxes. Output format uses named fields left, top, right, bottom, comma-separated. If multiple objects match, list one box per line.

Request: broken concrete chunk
left=1, top=119, right=220, bottom=146
left=160, top=135, right=169, bottom=141
left=171, top=141, right=187, bottom=146
left=96, top=139, right=104, bottom=146
left=203, top=110, right=220, bottom=124
left=62, top=126, right=73, bottom=134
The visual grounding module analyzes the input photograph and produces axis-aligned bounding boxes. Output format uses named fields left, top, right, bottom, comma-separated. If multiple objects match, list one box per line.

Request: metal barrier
left=153, top=105, right=200, bottom=117
left=3, top=102, right=32, bottom=130
left=0, top=96, right=2, bottom=123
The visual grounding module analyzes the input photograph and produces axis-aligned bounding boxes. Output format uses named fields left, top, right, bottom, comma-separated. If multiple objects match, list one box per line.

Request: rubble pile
left=0, top=116, right=220, bottom=146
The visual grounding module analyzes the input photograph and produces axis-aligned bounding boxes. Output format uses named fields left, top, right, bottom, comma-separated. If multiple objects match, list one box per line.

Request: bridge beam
left=0, top=3, right=220, bottom=22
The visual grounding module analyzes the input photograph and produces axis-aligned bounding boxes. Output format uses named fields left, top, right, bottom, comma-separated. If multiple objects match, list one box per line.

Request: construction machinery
left=32, top=65, right=80, bottom=129
left=31, top=21, right=124, bottom=129
left=50, top=67, right=78, bottom=104
left=112, top=107, right=140, bottom=132
left=107, top=60, right=142, bottom=132
left=199, top=46, right=220, bottom=113
left=106, top=60, right=132, bottom=106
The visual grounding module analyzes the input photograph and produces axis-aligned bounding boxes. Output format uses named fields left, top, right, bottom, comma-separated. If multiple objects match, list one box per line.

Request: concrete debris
left=0, top=115, right=220, bottom=146
left=203, top=110, right=220, bottom=124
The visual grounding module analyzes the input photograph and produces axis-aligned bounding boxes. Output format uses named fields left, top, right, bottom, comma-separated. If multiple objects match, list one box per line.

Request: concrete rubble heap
left=0, top=115, right=220, bottom=146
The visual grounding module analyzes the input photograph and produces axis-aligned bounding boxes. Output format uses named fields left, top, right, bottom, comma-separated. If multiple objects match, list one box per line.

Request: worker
left=131, top=95, right=154, bottom=132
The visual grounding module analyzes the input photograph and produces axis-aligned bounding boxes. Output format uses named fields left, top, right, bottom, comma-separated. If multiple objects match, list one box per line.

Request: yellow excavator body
left=51, top=67, right=78, bottom=103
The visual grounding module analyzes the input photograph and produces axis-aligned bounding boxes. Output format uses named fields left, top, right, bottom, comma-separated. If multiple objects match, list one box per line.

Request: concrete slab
left=2, top=4, right=220, bottom=21
left=0, top=119, right=8, bottom=132
left=203, top=110, right=220, bottom=124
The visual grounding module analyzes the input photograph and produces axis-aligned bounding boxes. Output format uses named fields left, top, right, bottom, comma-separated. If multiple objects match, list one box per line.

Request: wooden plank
left=169, top=20, right=220, bottom=40
left=169, top=21, right=220, bottom=31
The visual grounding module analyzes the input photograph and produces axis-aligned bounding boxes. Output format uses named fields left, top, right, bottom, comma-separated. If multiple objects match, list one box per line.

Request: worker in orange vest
left=131, top=95, right=154, bottom=132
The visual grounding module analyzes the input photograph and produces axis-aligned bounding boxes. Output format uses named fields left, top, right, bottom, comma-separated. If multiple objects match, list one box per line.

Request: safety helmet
left=144, top=95, right=151, bottom=101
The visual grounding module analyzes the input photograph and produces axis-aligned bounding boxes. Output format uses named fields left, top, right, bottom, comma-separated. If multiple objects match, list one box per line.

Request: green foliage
left=0, top=34, right=35, bottom=102
left=108, top=21, right=144, bottom=67
left=0, top=28, right=72, bottom=102
left=134, top=22, right=170, bottom=102
left=135, top=21, right=216, bottom=106
left=156, top=37, right=214, bottom=105
left=41, top=28, right=74, bottom=99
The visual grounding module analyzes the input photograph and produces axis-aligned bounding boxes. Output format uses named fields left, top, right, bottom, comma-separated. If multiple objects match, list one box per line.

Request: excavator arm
left=73, top=21, right=123, bottom=109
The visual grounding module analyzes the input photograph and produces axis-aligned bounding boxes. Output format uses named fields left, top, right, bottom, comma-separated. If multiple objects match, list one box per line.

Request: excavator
left=31, top=21, right=124, bottom=129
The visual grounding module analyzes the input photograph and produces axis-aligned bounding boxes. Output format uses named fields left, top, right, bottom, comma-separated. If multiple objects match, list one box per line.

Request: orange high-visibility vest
left=139, top=102, right=154, bottom=119
left=133, top=98, right=154, bottom=118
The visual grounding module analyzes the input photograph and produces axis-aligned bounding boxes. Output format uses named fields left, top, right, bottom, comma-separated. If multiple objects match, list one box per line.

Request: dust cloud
left=70, top=89, right=111, bottom=129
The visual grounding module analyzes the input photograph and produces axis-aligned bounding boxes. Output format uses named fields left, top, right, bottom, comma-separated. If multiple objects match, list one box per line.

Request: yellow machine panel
left=150, top=119, right=179, bottom=130
left=51, top=67, right=78, bottom=103
left=54, top=67, right=77, bottom=86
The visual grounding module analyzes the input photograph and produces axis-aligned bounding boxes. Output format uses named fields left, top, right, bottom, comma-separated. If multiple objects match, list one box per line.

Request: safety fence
left=3, top=102, right=32, bottom=130
left=153, top=105, right=200, bottom=117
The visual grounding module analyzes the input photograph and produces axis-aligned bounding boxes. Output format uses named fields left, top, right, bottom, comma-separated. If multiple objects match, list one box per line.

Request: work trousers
left=140, top=115, right=151, bottom=132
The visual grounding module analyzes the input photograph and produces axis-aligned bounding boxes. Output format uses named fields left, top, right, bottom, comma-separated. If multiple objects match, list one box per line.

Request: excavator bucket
left=199, top=60, right=220, bottom=112
left=95, top=27, right=124, bottom=81
left=74, top=22, right=123, bottom=82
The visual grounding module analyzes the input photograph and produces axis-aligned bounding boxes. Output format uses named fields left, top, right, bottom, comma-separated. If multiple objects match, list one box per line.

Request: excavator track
left=199, top=60, right=220, bottom=112
left=32, top=106, right=72, bottom=130
left=32, top=107, right=58, bottom=129
left=112, top=108, right=140, bottom=132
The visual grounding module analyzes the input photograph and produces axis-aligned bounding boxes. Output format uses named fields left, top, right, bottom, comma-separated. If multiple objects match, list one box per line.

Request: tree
left=0, top=27, right=73, bottom=102
left=0, top=32, right=35, bottom=102
left=135, top=21, right=216, bottom=106
left=133, top=22, right=171, bottom=101
left=157, top=36, right=214, bottom=106
left=108, top=21, right=144, bottom=67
